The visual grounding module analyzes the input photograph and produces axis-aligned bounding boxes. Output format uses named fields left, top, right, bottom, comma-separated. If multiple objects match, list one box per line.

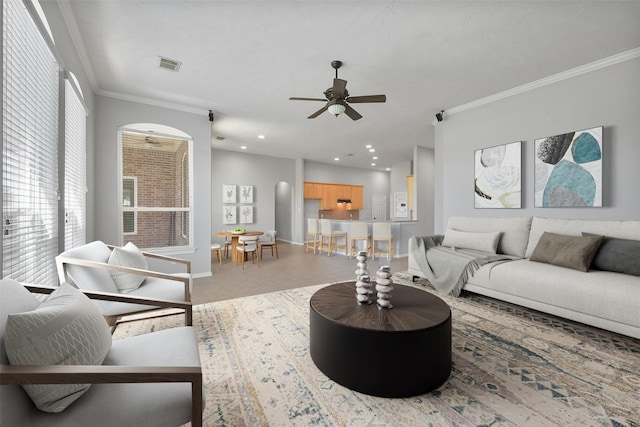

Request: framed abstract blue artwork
left=534, top=126, right=602, bottom=207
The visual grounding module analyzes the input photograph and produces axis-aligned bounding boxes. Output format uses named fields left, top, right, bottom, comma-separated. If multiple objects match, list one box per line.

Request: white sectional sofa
left=408, top=216, right=640, bottom=339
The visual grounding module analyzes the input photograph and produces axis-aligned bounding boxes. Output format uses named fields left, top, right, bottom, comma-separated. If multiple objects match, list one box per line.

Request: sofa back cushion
left=446, top=216, right=532, bottom=257
left=58, top=241, right=118, bottom=294
left=525, top=217, right=640, bottom=258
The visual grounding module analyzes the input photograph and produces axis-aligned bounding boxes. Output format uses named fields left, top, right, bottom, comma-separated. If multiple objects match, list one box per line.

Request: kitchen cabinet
left=304, top=182, right=364, bottom=210
left=350, top=186, right=363, bottom=210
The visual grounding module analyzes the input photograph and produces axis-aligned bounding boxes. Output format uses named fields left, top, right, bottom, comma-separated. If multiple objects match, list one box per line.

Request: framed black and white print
left=474, top=141, right=522, bottom=209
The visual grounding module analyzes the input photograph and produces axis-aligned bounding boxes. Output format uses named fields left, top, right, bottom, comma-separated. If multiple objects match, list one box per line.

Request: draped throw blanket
left=409, top=235, right=512, bottom=297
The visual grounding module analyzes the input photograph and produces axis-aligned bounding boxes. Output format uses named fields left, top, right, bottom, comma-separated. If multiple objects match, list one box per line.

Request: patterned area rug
left=113, top=273, right=640, bottom=426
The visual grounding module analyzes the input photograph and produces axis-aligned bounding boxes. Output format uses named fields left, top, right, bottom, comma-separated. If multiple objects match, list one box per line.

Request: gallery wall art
left=222, top=184, right=255, bottom=224
left=223, top=206, right=236, bottom=224
left=240, top=206, right=254, bottom=224
left=240, top=185, right=253, bottom=203
left=474, top=141, right=522, bottom=209
left=223, top=184, right=236, bottom=203
left=534, top=126, right=602, bottom=207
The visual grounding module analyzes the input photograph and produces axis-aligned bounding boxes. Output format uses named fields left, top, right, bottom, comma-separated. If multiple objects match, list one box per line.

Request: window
left=2, top=1, right=87, bottom=286
left=119, top=125, right=192, bottom=250
left=64, top=76, right=88, bottom=250
left=2, top=0, right=60, bottom=286
left=123, top=176, right=137, bottom=234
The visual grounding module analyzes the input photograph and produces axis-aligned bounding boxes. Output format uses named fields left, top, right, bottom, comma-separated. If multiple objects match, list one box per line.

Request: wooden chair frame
left=56, top=245, right=192, bottom=327
left=0, top=284, right=202, bottom=426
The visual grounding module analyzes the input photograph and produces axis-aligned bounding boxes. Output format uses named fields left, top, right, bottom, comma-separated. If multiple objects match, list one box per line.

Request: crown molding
left=57, top=1, right=98, bottom=91
left=96, top=89, right=208, bottom=116
left=446, top=48, right=640, bottom=116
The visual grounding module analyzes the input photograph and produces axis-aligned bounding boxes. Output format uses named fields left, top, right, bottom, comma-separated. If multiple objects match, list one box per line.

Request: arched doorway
left=274, top=181, right=292, bottom=242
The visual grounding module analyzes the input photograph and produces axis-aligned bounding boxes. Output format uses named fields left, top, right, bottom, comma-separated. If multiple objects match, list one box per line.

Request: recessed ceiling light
left=371, top=163, right=376, bottom=166
left=334, top=157, right=340, bottom=161
left=258, top=135, right=265, bottom=139
left=369, top=148, right=375, bottom=153
left=385, top=167, right=391, bottom=171
left=240, top=146, right=247, bottom=150
left=365, top=144, right=372, bottom=148
left=372, top=156, right=378, bottom=160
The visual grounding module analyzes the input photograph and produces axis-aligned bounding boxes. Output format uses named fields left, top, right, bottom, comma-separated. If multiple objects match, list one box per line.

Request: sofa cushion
left=4, top=283, right=112, bottom=413
left=108, top=242, right=148, bottom=293
left=525, top=217, right=640, bottom=258
left=529, top=232, right=603, bottom=272
left=465, top=259, right=640, bottom=331
left=446, top=216, right=532, bottom=257
left=442, top=228, right=501, bottom=253
left=583, top=233, right=640, bottom=277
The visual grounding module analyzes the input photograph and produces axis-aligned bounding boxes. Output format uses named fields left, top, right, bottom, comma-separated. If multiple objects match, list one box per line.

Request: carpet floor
left=113, top=273, right=640, bottom=426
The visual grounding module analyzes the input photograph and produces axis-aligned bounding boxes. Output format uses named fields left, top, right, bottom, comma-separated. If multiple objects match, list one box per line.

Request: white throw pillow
left=108, top=242, right=148, bottom=293
left=441, top=228, right=502, bottom=254
left=4, top=282, right=112, bottom=413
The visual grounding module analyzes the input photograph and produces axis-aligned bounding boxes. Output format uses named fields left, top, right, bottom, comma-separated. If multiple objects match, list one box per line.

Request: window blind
left=2, top=0, right=60, bottom=286
left=64, top=79, right=87, bottom=250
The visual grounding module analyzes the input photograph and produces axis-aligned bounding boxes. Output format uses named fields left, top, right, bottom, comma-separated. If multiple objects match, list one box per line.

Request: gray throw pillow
left=530, top=232, right=603, bottom=272
left=4, top=282, right=112, bottom=413
left=582, top=233, right=640, bottom=276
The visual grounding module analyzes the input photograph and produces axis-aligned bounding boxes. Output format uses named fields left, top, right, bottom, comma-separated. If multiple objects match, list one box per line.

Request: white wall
left=94, top=96, right=212, bottom=276
left=211, top=149, right=296, bottom=245
left=435, top=57, right=640, bottom=233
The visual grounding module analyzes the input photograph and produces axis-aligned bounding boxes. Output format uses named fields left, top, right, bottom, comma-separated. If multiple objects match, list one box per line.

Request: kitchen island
left=314, top=219, right=420, bottom=258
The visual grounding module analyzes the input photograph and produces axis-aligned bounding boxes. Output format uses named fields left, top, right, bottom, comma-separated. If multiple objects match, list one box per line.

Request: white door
left=372, top=194, right=387, bottom=220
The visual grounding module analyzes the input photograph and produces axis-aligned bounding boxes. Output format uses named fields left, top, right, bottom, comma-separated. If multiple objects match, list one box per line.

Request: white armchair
left=56, top=241, right=192, bottom=328
left=0, top=278, right=202, bottom=426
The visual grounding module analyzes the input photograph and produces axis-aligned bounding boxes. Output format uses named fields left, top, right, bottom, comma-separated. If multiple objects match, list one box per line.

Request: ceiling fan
left=289, top=60, right=386, bottom=121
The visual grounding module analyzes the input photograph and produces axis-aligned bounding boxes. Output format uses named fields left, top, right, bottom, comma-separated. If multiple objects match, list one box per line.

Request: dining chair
left=349, top=221, right=371, bottom=258
left=211, top=243, right=223, bottom=264
left=223, top=233, right=233, bottom=258
left=235, top=235, right=260, bottom=269
left=306, top=218, right=320, bottom=254
left=319, top=219, right=347, bottom=257
left=372, top=222, right=394, bottom=261
left=259, top=230, right=278, bottom=259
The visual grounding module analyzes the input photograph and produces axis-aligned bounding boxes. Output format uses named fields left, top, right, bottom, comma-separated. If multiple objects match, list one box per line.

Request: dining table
left=216, top=231, right=264, bottom=263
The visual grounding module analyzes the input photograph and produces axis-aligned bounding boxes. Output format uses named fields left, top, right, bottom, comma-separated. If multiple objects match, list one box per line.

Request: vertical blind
left=2, top=0, right=60, bottom=286
left=64, top=79, right=87, bottom=250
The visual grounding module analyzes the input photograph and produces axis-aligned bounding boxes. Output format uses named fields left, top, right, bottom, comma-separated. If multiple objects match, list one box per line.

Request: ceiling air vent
left=215, top=136, right=225, bottom=141
left=158, top=56, right=181, bottom=72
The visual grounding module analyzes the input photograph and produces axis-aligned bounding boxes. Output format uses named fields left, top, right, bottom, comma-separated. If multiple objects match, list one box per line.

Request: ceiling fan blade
left=346, top=94, right=386, bottom=103
left=344, top=105, right=362, bottom=121
left=308, top=105, right=328, bottom=119
left=333, top=78, right=347, bottom=99
left=290, top=97, right=327, bottom=102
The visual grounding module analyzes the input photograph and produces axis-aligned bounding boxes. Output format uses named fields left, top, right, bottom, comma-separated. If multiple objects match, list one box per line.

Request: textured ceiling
left=63, top=1, right=640, bottom=170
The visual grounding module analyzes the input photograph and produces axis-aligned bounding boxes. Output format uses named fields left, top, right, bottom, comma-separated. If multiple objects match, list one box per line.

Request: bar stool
left=319, top=219, right=347, bottom=257
left=210, top=243, right=223, bottom=264
left=306, top=218, right=320, bottom=254
left=349, top=221, right=371, bottom=258
left=372, top=222, right=394, bottom=261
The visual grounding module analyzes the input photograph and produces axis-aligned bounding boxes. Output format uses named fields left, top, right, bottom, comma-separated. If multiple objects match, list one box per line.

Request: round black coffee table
left=309, top=281, right=451, bottom=398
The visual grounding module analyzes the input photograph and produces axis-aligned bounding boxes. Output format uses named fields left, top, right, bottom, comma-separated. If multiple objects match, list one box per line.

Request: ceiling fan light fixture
left=328, top=103, right=346, bottom=117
